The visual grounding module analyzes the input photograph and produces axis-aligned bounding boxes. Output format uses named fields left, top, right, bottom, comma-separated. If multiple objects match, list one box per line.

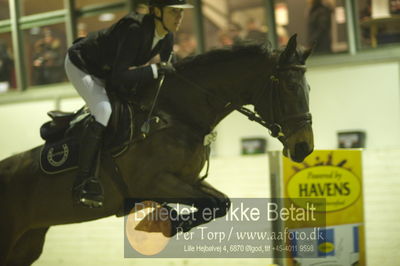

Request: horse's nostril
left=294, top=142, right=310, bottom=162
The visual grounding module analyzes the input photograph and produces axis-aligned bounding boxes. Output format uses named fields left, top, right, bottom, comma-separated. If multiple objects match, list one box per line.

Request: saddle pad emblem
left=40, top=139, right=78, bottom=174
left=47, top=144, right=69, bottom=167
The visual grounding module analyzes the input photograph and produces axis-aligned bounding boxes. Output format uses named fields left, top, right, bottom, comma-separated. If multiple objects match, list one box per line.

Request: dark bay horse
left=0, top=34, right=313, bottom=265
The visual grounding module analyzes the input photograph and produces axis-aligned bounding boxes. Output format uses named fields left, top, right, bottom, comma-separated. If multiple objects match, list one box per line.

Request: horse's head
left=254, top=34, right=314, bottom=162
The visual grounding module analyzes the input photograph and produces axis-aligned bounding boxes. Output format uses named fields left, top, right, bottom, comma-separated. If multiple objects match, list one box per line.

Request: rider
left=65, top=0, right=193, bottom=208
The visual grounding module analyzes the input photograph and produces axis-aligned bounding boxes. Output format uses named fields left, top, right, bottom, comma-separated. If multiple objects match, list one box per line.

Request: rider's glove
left=157, top=61, right=176, bottom=76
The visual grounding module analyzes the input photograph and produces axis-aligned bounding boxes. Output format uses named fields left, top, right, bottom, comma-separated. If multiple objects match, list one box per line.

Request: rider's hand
left=157, top=62, right=176, bottom=76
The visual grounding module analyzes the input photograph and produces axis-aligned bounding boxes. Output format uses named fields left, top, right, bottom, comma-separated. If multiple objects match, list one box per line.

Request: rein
left=109, top=62, right=311, bottom=188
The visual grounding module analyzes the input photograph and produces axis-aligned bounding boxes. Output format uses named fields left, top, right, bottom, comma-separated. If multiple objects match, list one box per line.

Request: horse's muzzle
left=283, top=142, right=313, bottom=163
left=292, top=142, right=313, bottom=162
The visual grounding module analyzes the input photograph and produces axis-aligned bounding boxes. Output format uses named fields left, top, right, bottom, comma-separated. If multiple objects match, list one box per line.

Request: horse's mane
left=175, top=43, right=273, bottom=70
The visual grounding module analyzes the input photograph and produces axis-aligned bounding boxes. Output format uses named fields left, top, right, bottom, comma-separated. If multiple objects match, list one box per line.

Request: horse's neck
left=160, top=56, right=271, bottom=134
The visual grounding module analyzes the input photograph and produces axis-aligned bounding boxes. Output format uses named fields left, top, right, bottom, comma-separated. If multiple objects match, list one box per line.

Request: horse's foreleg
left=149, top=174, right=230, bottom=235
left=195, top=179, right=231, bottom=220
left=173, top=180, right=231, bottom=234
left=6, top=227, right=49, bottom=266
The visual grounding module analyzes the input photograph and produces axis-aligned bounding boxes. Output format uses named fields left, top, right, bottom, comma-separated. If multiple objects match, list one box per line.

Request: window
left=0, top=0, right=396, bottom=93
left=76, top=10, right=126, bottom=37
left=0, top=0, right=10, bottom=20
left=358, top=0, right=400, bottom=48
left=23, top=24, right=67, bottom=86
left=0, top=32, right=15, bottom=92
left=76, top=0, right=123, bottom=9
left=202, top=0, right=268, bottom=50
left=20, top=0, right=63, bottom=16
left=275, top=0, right=349, bottom=54
left=174, top=8, right=197, bottom=61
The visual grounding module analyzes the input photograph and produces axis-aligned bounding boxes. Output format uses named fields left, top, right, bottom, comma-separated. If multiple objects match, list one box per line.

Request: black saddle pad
left=39, top=102, right=136, bottom=175
left=39, top=101, right=168, bottom=175
left=40, top=138, right=79, bottom=174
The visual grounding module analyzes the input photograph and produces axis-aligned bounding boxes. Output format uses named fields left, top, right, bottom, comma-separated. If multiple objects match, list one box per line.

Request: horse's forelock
left=277, top=46, right=309, bottom=65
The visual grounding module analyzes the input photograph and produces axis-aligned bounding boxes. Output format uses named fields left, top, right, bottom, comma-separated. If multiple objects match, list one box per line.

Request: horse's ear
left=280, top=34, right=298, bottom=64
left=286, top=34, right=298, bottom=52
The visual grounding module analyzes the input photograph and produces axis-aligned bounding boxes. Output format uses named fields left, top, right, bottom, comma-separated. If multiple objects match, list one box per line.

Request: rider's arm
left=108, top=23, right=155, bottom=92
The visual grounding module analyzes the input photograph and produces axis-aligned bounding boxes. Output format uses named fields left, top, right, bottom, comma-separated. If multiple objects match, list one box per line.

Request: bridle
left=244, top=63, right=312, bottom=143
left=172, top=63, right=312, bottom=143
left=134, top=61, right=312, bottom=181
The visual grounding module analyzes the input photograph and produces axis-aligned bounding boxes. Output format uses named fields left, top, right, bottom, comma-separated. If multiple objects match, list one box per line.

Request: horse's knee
left=214, top=196, right=230, bottom=218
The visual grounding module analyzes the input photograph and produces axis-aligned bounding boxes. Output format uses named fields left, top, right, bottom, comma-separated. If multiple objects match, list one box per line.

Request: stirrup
left=80, top=197, right=104, bottom=208
left=73, top=178, right=104, bottom=208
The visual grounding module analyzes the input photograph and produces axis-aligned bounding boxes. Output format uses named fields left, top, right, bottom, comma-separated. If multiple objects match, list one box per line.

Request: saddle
left=39, top=101, right=169, bottom=174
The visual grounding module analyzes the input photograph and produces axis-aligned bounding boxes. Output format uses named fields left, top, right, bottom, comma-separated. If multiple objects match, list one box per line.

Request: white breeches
left=64, top=55, right=112, bottom=126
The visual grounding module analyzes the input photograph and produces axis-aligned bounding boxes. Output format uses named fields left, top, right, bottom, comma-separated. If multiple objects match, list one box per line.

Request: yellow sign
left=287, top=165, right=362, bottom=212
left=283, top=150, right=364, bottom=225
left=279, top=150, right=366, bottom=266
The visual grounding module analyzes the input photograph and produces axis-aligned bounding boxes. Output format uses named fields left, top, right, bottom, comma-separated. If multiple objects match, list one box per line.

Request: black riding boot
left=73, top=118, right=106, bottom=208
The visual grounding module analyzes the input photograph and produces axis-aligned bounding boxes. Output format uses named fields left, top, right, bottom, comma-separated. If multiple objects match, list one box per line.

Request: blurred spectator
left=228, top=23, right=243, bottom=44
left=77, top=22, right=88, bottom=38
left=174, top=32, right=197, bottom=61
left=390, top=0, right=400, bottom=15
left=360, top=0, right=372, bottom=21
left=359, top=0, right=372, bottom=45
left=218, top=30, right=234, bottom=46
left=307, top=0, right=333, bottom=53
left=135, top=3, right=149, bottom=14
left=216, top=22, right=244, bottom=48
left=32, top=27, right=64, bottom=85
left=245, top=18, right=267, bottom=44
left=0, top=41, right=13, bottom=92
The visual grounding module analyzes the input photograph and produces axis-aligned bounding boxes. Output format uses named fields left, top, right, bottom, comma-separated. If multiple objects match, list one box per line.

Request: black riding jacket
left=68, top=13, right=173, bottom=93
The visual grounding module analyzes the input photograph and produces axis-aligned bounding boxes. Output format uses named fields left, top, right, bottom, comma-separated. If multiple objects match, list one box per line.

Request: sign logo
left=318, top=241, right=335, bottom=253
left=287, top=166, right=361, bottom=212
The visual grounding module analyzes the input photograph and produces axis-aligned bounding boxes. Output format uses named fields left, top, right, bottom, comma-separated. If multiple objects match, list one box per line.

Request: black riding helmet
left=149, top=0, right=193, bottom=8
left=149, top=0, right=193, bottom=32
